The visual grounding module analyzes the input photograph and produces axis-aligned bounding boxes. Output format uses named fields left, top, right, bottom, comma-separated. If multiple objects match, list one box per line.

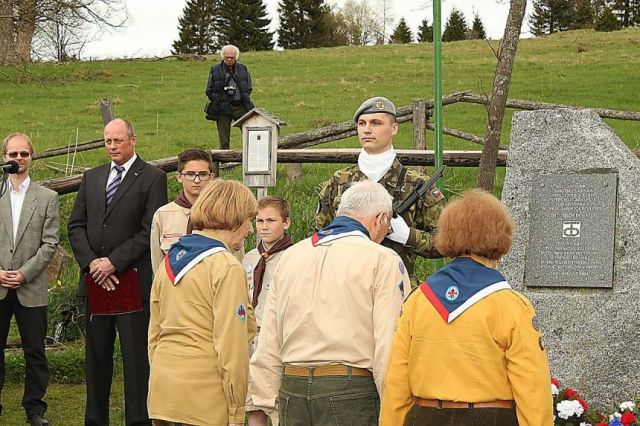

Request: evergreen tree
left=469, top=13, right=486, bottom=39
left=595, top=5, right=623, bottom=29
left=442, top=8, right=468, bottom=42
left=389, top=17, right=413, bottom=43
left=529, top=0, right=574, bottom=36
left=417, top=18, right=433, bottom=42
left=572, top=0, right=596, bottom=28
left=172, top=0, right=221, bottom=55
left=219, top=0, right=273, bottom=51
left=611, top=0, right=640, bottom=26
left=277, top=0, right=331, bottom=49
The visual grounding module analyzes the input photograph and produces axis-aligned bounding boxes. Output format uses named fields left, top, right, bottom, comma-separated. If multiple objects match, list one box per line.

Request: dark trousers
left=215, top=104, right=247, bottom=149
left=0, top=289, right=48, bottom=419
left=278, top=373, right=379, bottom=426
left=84, top=299, right=151, bottom=426
left=403, top=404, right=518, bottom=426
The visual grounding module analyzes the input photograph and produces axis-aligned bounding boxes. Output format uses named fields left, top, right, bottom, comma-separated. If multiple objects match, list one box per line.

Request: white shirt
left=105, top=153, right=137, bottom=190
left=9, top=176, right=30, bottom=243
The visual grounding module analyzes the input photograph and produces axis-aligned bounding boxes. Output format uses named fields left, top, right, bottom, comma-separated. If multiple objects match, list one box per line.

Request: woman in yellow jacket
left=148, top=179, right=257, bottom=426
left=380, top=189, right=553, bottom=426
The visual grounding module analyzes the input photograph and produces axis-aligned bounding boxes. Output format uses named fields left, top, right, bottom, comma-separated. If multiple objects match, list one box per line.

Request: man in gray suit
left=68, top=119, right=167, bottom=426
left=0, top=133, right=59, bottom=425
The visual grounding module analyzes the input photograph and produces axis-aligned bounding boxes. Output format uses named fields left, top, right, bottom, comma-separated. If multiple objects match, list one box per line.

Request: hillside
left=1, top=28, right=639, bottom=275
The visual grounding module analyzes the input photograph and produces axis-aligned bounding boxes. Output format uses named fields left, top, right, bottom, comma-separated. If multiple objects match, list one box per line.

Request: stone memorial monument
left=500, top=109, right=640, bottom=408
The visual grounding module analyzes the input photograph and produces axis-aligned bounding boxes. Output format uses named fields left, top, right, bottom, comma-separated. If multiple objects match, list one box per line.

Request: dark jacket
left=68, top=156, right=168, bottom=300
left=205, top=61, right=254, bottom=120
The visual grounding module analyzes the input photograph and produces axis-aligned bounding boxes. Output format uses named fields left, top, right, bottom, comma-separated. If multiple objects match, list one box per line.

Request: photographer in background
left=205, top=45, right=255, bottom=150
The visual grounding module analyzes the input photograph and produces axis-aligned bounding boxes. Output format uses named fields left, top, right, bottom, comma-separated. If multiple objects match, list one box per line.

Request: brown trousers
left=403, top=405, right=518, bottom=426
left=152, top=420, right=195, bottom=426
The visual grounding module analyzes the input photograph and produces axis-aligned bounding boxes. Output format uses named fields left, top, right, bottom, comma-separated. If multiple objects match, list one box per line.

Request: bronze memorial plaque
left=524, top=173, right=617, bottom=288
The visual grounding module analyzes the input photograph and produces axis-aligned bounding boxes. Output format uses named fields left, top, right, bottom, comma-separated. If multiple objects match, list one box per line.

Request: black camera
left=224, top=82, right=237, bottom=96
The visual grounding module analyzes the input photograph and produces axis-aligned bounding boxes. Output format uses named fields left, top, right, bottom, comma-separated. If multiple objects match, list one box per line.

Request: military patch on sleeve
left=432, top=189, right=442, bottom=198
left=236, top=304, right=247, bottom=322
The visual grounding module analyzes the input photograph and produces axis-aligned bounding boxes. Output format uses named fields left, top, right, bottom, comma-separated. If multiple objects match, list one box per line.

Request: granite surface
left=500, top=109, right=640, bottom=408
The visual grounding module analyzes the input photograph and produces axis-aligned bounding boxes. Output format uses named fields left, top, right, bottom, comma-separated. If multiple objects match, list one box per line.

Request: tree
left=277, top=0, right=331, bottom=49
left=334, top=0, right=382, bottom=45
left=375, top=0, right=394, bottom=44
left=172, top=0, right=221, bottom=55
left=529, top=0, right=574, bottom=36
left=219, top=0, right=273, bottom=51
left=389, top=17, right=412, bottom=43
left=572, top=0, right=596, bottom=28
left=477, top=0, right=527, bottom=191
left=610, top=0, right=640, bottom=26
left=595, top=5, right=623, bottom=30
left=417, top=18, right=433, bottom=42
left=442, top=8, right=468, bottom=42
left=1, top=0, right=126, bottom=65
left=323, top=7, right=350, bottom=46
left=469, top=13, right=487, bottom=39
left=31, top=1, right=88, bottom=61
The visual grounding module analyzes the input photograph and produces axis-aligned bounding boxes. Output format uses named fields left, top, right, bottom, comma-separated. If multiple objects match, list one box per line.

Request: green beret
left=353, top=96, right=396, bottom=121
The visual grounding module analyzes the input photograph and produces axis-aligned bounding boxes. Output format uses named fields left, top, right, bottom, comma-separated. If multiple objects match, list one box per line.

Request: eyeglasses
left=5, top=151, right=31, bottom=159
left=179, top=172, right=213, bottom=181
left=380, top=212, right=393, bottom=236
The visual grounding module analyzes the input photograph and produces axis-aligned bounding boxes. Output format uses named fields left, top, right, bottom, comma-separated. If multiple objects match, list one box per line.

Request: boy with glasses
left=150, top=149, right=215, bottom=272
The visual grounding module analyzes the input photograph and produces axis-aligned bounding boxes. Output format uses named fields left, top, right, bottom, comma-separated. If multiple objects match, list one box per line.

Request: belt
left=414, top=398, right=515, bottom=409
left=284, top=365, right=373, bottom=377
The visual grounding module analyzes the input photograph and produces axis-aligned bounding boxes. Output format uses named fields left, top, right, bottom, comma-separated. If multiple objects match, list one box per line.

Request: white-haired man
left=205, top=44, right=255, bottom=149
left=250, top=180, right=409, bottom=426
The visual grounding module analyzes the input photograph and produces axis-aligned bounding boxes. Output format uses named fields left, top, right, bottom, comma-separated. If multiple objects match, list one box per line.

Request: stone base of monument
left=500, top=109, right=639, bottom=409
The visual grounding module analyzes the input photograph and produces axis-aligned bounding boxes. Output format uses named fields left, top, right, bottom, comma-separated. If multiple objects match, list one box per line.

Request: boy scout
left=315, top=96, right=444, bottom=283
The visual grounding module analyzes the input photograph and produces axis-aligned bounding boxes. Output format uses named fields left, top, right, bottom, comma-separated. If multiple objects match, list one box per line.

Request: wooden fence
left=35, top=92, right=640, bottom=194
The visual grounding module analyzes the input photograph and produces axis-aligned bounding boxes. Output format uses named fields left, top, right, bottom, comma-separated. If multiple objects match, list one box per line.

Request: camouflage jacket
left=315, top=159, right=445, bottom=281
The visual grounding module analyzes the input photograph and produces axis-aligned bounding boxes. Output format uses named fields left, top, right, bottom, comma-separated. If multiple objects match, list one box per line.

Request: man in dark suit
left=0, top=133, right=59, bottom=425
left=68, top=119, right=167, bottom=426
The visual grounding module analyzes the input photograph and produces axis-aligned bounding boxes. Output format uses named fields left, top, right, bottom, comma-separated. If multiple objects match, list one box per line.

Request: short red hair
left=434, top=189, right=514, bottom=261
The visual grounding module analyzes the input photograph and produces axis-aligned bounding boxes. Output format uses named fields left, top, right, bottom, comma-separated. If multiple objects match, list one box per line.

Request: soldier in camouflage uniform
left=315, top=97, right=445, bottom=283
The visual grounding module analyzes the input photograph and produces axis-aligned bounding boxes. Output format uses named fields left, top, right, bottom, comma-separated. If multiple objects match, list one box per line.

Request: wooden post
left=99, top=98, right=114, bottom=125
left=412, top=99, right=427, bottom=173
left=287, top=163, right=302, bottom=181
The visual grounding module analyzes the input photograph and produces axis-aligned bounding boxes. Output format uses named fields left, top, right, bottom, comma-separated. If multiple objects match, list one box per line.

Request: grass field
left=1, top=28, right=639, bottom=423
left=2, top=377, right=125, bottom=425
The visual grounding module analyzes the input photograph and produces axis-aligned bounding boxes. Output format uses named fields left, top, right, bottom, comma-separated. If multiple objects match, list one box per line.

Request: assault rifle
left=392, top=165, right=446, bottom=217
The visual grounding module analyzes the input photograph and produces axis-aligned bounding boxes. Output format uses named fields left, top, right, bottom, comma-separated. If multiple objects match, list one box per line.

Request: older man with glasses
left=250, top=180, right=409, bottom=426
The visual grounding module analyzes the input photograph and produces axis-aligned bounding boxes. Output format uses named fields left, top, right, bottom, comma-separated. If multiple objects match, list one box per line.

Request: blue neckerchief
left=419, top=257, right=511, bottom=323
left=311, top=216, right=370, bottom=246
left=165, top=234, right=227, bottom=285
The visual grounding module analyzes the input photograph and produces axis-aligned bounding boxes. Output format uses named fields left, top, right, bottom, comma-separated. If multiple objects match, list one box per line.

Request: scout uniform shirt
left=243, top=248, right=286, bottom=338
left=380, top=257, right=553, bottom=426
left=250, top=217, right=409, bottom=409
left=315, top=159, right=444, bottom=282
left=148, top=231, right=256, bottom=425
left=150, top=201, right=244, bottom=274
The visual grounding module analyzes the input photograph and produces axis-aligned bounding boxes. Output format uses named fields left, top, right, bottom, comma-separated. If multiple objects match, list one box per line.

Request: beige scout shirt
left=150, top=201, right=190, bottom=273
left=148, top=230, right=256, bottom=425
left=242, top=248, right=286, bottom=330
left=151, top=201, right=244, bottom=274
left=250, top=234, right=409, bottom=409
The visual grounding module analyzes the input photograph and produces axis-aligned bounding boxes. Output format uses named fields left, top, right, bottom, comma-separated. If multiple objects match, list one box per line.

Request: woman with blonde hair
left=148, top=179, right=257, bottom=426
left=380, top=189, right=553, bottom=426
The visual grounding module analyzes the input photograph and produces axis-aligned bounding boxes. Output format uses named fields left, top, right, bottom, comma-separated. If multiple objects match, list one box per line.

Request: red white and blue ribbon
left=311, top=216, right=370, bottom=246
left=420, top=257, right=510, bottom=323
left=165, top=234, right=227, bottom=285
